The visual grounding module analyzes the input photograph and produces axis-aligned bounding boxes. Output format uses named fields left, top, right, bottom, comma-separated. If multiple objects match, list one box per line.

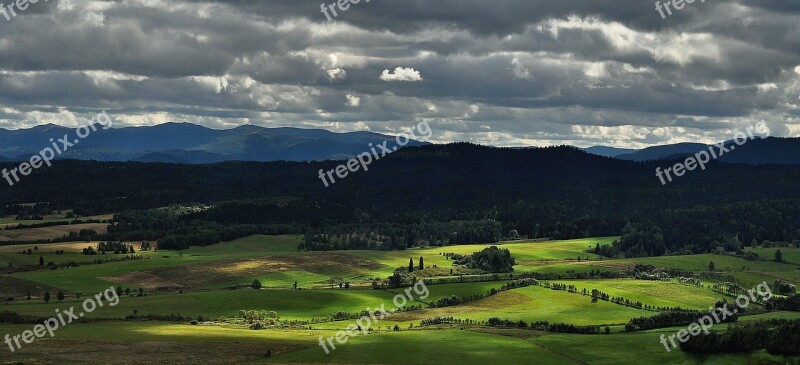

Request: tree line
left=5, top=144, right=800, bottom=253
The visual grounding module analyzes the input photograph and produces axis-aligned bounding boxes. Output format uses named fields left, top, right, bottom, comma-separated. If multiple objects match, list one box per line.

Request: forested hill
left=0, top=123, right=428, bottom=163
left=2, top=143, right=800, bottom=255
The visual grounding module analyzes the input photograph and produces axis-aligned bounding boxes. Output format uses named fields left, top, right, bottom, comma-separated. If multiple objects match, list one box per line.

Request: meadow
left=0, top=234, right=798, bottom=364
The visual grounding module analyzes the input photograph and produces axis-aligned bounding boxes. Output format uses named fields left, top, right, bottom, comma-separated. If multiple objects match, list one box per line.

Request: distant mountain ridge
left=2, top=122, right=800, bottom=165
left=585, top=137, right=800, bottom=165
left=0, top=123, right=428, bottom=163
left=614, top=142, right=709, bottom=161
left=581, top=146, right=636, bottom=158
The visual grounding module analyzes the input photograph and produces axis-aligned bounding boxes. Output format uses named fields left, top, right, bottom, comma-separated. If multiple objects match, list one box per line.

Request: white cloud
left=757, top=83, right=778, bottom=92
left=511, top=58, right=533, bottom=80
left=380, top=67, right=423, bottom=82
left=584, top=63, right=607, bottom=78
left=345, top=94, right=361, bottom=107
left=326, top=68, right=347, bottom=82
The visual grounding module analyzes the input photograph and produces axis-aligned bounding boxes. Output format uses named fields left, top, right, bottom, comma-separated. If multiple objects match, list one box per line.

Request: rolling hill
left=0, top=123, right=428, bottom=163
left=592, top=137, right=800, bottom=165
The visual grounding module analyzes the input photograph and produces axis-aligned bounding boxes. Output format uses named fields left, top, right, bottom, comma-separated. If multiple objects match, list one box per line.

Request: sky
left=0, top=0, right=799, bottom=148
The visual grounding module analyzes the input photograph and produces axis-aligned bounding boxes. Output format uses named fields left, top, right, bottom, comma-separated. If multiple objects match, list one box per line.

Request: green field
left=5, top=236, right=616, bottom=294
left=2, top=281, right=506, bottom=321
left=554, top=279, right=728, bottom=310
left=0, top=235, right=798, bottom=364
left=0, top=322, right=795, bottom=365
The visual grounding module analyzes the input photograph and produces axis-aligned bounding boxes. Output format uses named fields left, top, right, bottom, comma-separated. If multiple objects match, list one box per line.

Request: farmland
left=0, top=234, right=798, bottom=364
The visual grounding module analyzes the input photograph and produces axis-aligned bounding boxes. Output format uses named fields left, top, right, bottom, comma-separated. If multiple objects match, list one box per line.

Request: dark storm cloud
left=0, top=0, right=797, bottom=147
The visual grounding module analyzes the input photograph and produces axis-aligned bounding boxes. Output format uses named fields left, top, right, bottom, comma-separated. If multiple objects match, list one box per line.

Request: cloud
left=510, top=58, right=533, bottom=80
left=380, top=67, right=423, bottom=82
left=346, top=94, right=361, bottom=107
left=327, top=68, right=347, bottom=82
left=0, top=0, right=798, bottom=148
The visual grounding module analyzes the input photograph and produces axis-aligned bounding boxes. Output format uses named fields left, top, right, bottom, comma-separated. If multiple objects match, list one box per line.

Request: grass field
left=0, top=222, right=109, bottom=242
left=0, top=321, right=795, bottom=365
left=0, top=241, right=164, bottom=268
left=746, top=247, right=800, bottom=264
left=7, top=236, right=615, bottom=293
left=3, top=282, right=507, bottom=321
left=554, top=279, right=728, bottom=310
left=0, top=235, right=798, bottom=364
left=388, top=284, right=654, bottom=326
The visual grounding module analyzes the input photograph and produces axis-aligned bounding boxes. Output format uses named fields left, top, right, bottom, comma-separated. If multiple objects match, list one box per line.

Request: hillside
left=612, top=138, right=800, bottom=165
left=0, top=123, right=427, bottom=163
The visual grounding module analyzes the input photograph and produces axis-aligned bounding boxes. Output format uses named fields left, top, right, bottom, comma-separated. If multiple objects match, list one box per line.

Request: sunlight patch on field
left=144, top=253, right=383, bottom=287
left=391, top=285, right=653, bottom=326
left=555, top=279, right=726, bottom=310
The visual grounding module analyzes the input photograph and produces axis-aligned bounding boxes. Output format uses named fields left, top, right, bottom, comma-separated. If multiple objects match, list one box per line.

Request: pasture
left=0, top=235, right=798, bottom=365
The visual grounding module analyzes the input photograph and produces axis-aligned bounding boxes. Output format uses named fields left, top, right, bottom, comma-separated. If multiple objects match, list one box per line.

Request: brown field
left=100, top=271, right=183, bottom=289
left=0, top=276, right=61, bottom=299
left=122, top=253, right=382, bottom=288
left=0, top=242, right=103, bottom=253
left=0, top=339, right=305, bottom=365
left=0, top=223, right=108, bottom=242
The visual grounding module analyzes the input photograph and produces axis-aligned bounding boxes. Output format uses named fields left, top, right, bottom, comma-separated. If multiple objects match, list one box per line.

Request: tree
left=708, top=260, right=715, bottom=272
left=57, top=291, right=65, bottom=301
left=251, top=279, right=263, bottom=289
left=408, top=257, right=414, bottom=272
left=418, top=256, right=424, bottom=270
left=39, top=256, right=44, bottom=265
left=458, top=246, right=516, bottom=273
left=43, top=292, right=50, bottom=303
left=775, top=249, right=784, bottom=263
left=389, top=272, right=402, bottom=288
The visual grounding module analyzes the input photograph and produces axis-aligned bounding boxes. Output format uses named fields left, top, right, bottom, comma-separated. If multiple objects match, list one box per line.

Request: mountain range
left=1, top=122, right=800, bottom=165
left=583, top=137, right=800, bottom=165
left=0, top=123, right=427, bottom=163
